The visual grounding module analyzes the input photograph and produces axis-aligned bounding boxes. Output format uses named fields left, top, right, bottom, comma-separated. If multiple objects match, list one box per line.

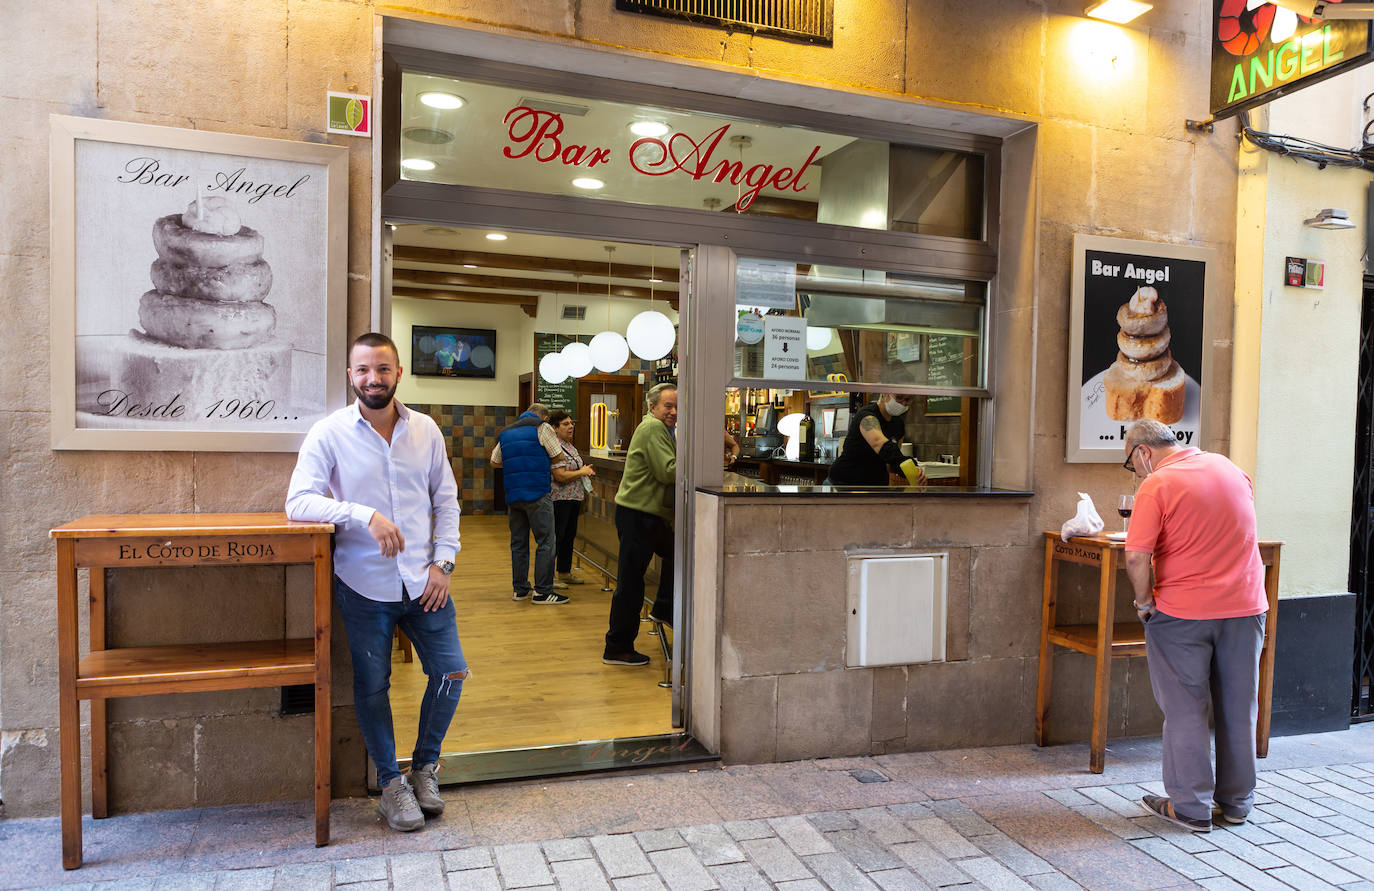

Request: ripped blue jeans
left=335, top=577, right=468, bottom=786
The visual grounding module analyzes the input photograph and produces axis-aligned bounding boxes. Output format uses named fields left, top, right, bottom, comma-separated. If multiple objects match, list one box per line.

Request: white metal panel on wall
left=846, top=553, right=947, bottom=667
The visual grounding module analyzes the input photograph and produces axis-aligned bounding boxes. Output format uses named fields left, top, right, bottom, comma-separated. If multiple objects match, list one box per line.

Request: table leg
left=313, top=535, right=332, bottom=847
left=90, top=568, right=108, bottom=820
left=1257, top=547, right=1281, bottom=758
left=1035, top=538, right=1059, bottom=747
left=1090, top=550, right=1117, bottom=774
left=57, top=539, right=83, bottom=869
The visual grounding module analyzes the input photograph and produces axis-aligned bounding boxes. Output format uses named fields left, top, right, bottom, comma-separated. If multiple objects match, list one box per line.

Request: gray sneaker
left=409, top=761, right=444, bottom=817
left=378, top=775, right=424, bottom=831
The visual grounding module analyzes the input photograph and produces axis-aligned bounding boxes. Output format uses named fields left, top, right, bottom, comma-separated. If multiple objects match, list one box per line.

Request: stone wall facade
left=2, top=2, right=1238, bottom=816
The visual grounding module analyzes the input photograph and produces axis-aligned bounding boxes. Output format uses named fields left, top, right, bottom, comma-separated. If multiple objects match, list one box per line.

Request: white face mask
left=883, top=396, right=908, bottom=417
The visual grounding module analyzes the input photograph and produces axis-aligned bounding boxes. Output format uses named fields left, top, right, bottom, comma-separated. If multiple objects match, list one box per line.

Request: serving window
left=726, top=260, right=986, bottom=491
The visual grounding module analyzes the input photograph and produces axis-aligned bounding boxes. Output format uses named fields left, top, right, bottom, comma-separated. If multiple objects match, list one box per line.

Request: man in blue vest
left=491, top=403, right=569, bottom=604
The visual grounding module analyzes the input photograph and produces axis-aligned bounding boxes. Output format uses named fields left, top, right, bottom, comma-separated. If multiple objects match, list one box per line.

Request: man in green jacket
left=604, top=383, right=677, bottom=666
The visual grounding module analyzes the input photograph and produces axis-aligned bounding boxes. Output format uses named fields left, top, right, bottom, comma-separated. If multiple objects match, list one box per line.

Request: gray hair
left=1125, top=418, right=1179, bottom=450
left=526, top=403, right=550, bottom=419
left=646, top=383, right=677, bottom=410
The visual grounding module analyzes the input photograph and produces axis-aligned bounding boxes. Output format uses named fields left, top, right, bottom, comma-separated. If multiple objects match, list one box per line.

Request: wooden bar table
left=51, top=513, right=334, bottom=870
left=1034, top=532, right=1282, bottom=774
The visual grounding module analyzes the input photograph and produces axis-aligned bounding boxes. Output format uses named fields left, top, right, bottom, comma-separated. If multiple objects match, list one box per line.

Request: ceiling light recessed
left=572, top=177, right=605, bottom=190
left=418, top=91, right=465, bottom=110
left=485, top=232, right=508, bottom=241
left=1084, top=0, right=1152, bottom=23
left=629, top=120, right=670, bottom=138
left=402, top=127, right=455, bottom=145
left=401, top=158, right=436, bottom=172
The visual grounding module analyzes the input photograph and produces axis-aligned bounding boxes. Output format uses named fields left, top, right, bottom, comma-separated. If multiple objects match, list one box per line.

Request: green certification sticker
left=327, top=92, right=370, bottom=136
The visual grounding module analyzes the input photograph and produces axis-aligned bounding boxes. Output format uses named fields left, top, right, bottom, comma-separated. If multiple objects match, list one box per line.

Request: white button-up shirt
left=286, top=401, right=461, bottom=602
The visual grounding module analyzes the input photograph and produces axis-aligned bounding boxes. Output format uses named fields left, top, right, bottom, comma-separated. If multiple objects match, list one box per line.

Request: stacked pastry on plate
left=1104, top=286, right=1185, bottom=425
left=106, top=196, right=293, bottom=418
left=143, top=196, right=277, bottom=349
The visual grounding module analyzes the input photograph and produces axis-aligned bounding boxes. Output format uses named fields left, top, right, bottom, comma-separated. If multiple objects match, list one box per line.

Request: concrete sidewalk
left=4, top=724, right=1374, bottom=891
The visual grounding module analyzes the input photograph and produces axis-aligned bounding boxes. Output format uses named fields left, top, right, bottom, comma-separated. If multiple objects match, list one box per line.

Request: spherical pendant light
left=806, top=326, right=833, bottom=351
left=560, top=340, right=594, bottom=378
left=626, top=310, right=676, bottom=360
left=539, top=352, right=568, bottom=384
left=589, top=330, right=630, bottom=373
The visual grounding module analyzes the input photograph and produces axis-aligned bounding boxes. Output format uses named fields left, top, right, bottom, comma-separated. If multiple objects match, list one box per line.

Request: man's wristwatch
left=433, top=559, right=454, bottom=575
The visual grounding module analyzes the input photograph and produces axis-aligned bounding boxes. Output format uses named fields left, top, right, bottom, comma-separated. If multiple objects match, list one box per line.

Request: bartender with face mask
left=827, top=393, right=927, bottom=486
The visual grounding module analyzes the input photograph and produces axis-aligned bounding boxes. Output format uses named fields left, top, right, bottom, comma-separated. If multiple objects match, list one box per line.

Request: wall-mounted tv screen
left=411, top=326, right=497, bottom=378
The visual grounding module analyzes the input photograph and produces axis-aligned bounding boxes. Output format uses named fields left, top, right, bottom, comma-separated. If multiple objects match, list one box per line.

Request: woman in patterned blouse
left=548, top=410, right=596, bottom=588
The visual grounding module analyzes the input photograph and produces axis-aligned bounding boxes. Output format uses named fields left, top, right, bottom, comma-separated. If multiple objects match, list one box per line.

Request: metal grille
left=615, top=0, right=833, bottom=45
left=1348, top=275, right=1374, bottom=721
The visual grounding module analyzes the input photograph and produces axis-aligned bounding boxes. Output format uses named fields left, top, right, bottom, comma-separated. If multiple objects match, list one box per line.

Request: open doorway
left=383, top=223, right=693, bottom=776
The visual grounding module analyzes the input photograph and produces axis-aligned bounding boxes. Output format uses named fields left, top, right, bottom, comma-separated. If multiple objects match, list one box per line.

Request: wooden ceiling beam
left=393, top=269, right=678, bottom=309
left=393, top=245, right=680, bottom=283
left=392, top=286, right=540, bottom=317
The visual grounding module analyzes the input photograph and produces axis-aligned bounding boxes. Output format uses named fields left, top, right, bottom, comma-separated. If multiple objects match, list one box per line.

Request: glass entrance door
left=382, top=223, right=691, bottom=771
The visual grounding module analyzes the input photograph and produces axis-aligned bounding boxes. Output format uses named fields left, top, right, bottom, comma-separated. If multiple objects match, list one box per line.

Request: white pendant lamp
left=539, top=351, right=568, bottom=384
left=590, top=330, right=629, bottom=373
left=561, top=340, right=594, bottom=378
left=627, top=245, right=676, bottom=361
left=590, top=245, right=629, bottom=373
left=540, top=289, right=567, bottom=384
left=627, top=311, right=675, bottom=360
left=806, top=326, right=833, bottom=351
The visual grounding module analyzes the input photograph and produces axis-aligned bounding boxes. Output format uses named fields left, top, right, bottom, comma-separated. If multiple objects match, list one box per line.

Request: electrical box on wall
left=845, top=552, right=947, bottom=667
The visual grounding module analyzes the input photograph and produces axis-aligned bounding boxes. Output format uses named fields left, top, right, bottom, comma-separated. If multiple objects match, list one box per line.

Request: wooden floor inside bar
left=388, top=515, right=675, bottom=757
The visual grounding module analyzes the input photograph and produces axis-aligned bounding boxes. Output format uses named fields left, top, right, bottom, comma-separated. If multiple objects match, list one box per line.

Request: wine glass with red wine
left=1117, top=494, right=1135, bottom=535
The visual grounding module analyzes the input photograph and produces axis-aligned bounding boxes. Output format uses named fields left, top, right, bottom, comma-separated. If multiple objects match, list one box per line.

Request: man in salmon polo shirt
left=1123, top=418, right=1267, bottom=833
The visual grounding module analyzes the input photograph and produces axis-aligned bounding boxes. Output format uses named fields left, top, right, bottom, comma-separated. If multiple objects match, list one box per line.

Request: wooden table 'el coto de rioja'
left=1036, top=532, right=1282, bottom=774
left=51, top=513, right=335, bottom=870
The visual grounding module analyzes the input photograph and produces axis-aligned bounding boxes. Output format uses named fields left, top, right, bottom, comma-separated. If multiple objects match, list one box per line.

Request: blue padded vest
left=498, top=412, right=551, bottom=504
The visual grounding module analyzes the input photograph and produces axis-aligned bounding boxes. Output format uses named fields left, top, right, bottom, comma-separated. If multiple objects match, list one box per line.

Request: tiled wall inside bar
left=410, top=403, right=518, bottom=514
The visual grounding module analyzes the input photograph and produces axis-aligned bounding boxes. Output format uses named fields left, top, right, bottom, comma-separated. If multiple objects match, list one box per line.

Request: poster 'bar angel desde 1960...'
left=49, top=116, right=348, bottom=451
left=1066, top=235, right=1216, bottom=463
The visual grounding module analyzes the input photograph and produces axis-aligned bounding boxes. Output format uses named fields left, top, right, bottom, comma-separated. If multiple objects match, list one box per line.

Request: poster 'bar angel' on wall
left=1066, top=235, right=1214, bottom=463
left=50, top=115, right=348, bottom=451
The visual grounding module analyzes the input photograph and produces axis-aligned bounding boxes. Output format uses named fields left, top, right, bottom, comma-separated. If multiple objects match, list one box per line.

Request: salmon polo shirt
left=1125, top=447, right=1266, bottom=620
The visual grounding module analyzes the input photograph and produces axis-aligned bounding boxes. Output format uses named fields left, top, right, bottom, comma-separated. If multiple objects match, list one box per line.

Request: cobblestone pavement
left=5, top=724, right=1374, bottom=890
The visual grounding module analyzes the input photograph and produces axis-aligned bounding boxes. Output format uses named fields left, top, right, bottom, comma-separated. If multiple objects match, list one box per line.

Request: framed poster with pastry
left=49, top=116, right=348, bottom=451
left=1066, top=235, right=1214, bottom=463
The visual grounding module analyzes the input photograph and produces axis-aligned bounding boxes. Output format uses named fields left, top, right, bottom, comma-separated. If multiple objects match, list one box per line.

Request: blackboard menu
left=534, top=333, right=578, bottom=414
left=925, top=334, right=965, bottom=415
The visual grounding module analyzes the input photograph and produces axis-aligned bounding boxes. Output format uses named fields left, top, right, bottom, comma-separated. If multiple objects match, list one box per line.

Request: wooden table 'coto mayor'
left=51, top=513, right=334, bottom=870
left=1035, top=531, right=1282, bottom=774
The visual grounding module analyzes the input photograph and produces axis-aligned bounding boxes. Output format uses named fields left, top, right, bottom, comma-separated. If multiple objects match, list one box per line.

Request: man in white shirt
left=286, top=332, right=464, bottom=833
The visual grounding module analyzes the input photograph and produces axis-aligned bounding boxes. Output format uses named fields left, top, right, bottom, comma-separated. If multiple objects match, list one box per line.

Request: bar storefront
left=6, top=4, right=1251, bottom=822
left=381, top=18, right=1038, bottom=767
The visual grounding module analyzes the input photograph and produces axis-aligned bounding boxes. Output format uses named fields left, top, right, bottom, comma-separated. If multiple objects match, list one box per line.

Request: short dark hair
left=547, top=410, right=572, bottom=427
left=349, top=332, right=399, bottom=362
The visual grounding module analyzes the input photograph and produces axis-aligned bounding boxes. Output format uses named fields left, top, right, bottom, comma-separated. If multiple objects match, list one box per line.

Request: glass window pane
left=723, top=385, right=980, bottom=490
left=733, top=261, right=986, bottom=390
left=400, top=72, right=984, bottom=239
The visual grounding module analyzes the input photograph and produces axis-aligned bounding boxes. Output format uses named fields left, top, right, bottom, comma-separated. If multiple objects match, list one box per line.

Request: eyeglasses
left=1123, top=444, right=1141, bottom=474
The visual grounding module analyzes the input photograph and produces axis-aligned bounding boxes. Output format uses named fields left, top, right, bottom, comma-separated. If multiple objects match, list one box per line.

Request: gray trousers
left=1144, top=609, right=1266, bottom=822
left=508, top=493, right=555, bottom=596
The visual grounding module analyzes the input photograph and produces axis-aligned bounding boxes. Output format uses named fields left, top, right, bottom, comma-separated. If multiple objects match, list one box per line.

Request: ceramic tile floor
left=5, top=724, right=1374, bottom=890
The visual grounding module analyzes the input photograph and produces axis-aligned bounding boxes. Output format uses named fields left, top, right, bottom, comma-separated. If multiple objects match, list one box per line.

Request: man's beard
left=352, top=380, right=396, bottom=411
